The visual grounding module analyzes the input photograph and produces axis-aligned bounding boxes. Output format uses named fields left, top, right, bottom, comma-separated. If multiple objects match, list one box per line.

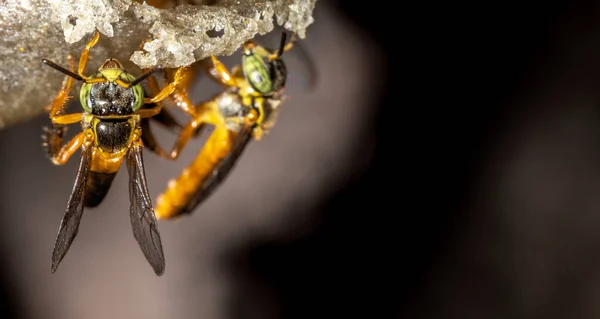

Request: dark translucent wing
left=51, top=146, right=92, bottom=273
left=126, top=145, right=166, bottom=276
left=179, top=125, right=254, bottom=215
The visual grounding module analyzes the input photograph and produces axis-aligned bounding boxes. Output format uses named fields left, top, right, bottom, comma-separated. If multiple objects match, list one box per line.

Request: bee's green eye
left=242, top=54, right=272, bottom=94
left=80, top=83, right=93, bottom=112
left=79, top=74, right=102, bottom=112
left=120, top=73, right=144, bottom=111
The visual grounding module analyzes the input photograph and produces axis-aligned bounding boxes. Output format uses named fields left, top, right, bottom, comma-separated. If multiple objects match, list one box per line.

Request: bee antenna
left=129, top=65, right=163, bottom=87
left=276, top=31, right=288, bottom=58
left=41, top=59, right=85, bottom=82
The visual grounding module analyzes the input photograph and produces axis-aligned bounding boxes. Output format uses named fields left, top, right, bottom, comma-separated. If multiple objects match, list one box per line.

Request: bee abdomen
left=154, top=127, right=235, bottom=219
left=84, top=171, right=117, bottom=207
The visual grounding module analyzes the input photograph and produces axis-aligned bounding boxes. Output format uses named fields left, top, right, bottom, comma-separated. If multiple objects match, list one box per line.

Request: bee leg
left=140, top=118, right=170, bottom=159
left=166, top=67, right=199, bottom=117
left=143, top=66, right=187, bottom=105
left=281, top=38, right=295, bottom=54
left=143, top=70, right=164, bottom=106
left=137, top=37, right=178, bottom=115
left=77, top=31, right=100, bottom=79
left=266, top=32, right=296, bottom=61
left=42, top=125, right=68, bottom=160
left=136, top=104, right=165, bottom=119
left=138, top=37, right=187, bottom=117
left=140, top=67, right=206, bottom=160
left=267, top=41, right=295, bottom=60
left=167, top=99, right=226, bottom=159
left=140, top=100, right=216, bottom=160
left=48, top=131, right=86, bottom=165
left=51, top=113, right=84, bottom=125
left=141, top=72, right=173, bottom=132
left=207, top=56, right=239, bottom=88
left=139, top=70, right=191, bottom=157
left=165, top=65, right=198, bottom=94
left=47, top=54, right=77, bottom=118
left=144, top=67, right=197, bottom=118
left=163, top=116, right=207, bottom=160
left=142, top=106, right=182, bottom=134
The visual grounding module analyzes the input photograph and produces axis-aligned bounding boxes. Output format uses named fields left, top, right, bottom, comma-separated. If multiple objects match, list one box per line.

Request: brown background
left=5, top=0, right=592, bottom=317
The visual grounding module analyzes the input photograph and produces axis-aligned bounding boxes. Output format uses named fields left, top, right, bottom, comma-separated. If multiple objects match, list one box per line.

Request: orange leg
left=78, top=31, right=100, bottom=79
left=51, top=113, right=84, bottom=125
left=166, top=66, right=197, bottom=93
left=146, top=116, right=200, bottom=160
left=47, top=54, right=77, bottom=118
left=144, top=72, right=165, bottom=113
left=166, top=67, right=198, bottom=117
left=267, top=34, right=296, bottom=60
left=137, top=36, right=193, bottom=113
left=143, top=66, right=187, bottom=104
left=137, top=106, right=162, bottom=119
left=137, top=100, right=197, bottom=120
left=138, top=62, right=199, bottom=160
left=50, top=131, right=85, bottom=165
left=145, top=67, right=198, bottom=118
left=208, top=56, right=238, bottom=88
left=145, top=100, right=220, bottom=160
left=268, top=41, right=295, bottom=60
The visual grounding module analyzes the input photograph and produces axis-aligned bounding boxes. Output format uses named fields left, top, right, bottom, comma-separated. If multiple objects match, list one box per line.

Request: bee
left=140, top=31, right=297, bottom=220
left=40, top=31, right=187, bottom=276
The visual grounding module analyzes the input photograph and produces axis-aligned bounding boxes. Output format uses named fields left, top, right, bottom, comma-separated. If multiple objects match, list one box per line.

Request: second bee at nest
left=140, top=31, right=299, bottom=220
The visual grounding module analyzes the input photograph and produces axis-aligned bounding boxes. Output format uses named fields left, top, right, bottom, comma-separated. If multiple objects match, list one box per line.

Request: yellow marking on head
left=99, top=69, right=124, bottom=82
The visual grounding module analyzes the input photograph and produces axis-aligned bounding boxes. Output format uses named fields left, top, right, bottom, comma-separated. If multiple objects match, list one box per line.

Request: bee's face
left=79, top=59, right=145, bottom=115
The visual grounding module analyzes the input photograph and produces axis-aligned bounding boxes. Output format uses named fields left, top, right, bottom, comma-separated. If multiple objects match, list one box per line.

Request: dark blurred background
left=4, top=0, right=600, bottom=318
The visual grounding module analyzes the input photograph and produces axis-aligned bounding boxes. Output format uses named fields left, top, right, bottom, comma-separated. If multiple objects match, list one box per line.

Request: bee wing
left=126, top=145, right=166, bottom=276
left=180, top=124, right=254, bottom=215
left=51, top=146, right=92, bottom=273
